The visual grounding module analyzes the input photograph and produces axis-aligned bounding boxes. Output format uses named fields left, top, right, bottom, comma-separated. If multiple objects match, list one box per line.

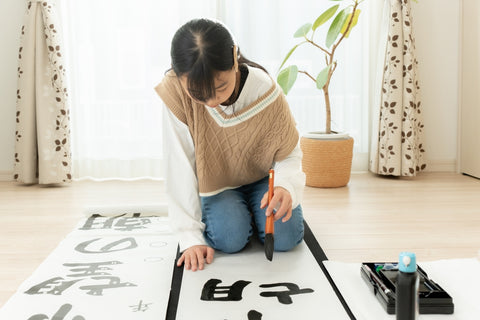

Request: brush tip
left=264, top=233, right=274, bottom=261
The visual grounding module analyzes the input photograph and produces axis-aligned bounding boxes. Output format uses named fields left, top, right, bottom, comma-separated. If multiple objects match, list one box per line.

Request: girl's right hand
left=177, top=245, right=215, bottom=271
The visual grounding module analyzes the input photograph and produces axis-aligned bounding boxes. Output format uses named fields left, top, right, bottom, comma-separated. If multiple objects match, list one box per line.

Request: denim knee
left=205, top=225, right=251, bottom=253
left=270, top=205, right=304, bottom=252
left=273, top=227, right=304, bottom=252
left=201, top=189, right=253, bottom=254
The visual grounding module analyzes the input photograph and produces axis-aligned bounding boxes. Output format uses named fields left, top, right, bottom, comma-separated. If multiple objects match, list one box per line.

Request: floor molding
left=424, top=159, right=457, bottom=172
left=0, top=170, right=13, bottom=181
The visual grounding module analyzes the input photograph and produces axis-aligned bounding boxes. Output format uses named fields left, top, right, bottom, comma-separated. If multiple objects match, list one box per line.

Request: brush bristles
left=264, top=233, right=274, bottom=261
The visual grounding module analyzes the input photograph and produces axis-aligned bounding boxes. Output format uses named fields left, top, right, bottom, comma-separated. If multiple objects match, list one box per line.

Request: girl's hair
left=170, top=18, right=267, bottom=103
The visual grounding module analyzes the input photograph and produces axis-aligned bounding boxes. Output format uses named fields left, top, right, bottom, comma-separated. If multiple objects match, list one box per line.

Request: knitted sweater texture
left=155, top=69, right=299, bottom=195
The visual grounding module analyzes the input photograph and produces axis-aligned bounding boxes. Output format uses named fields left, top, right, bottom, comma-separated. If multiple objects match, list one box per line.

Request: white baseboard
left=0, top=170, right=13, bottom=181
left=352, top=152, right=369, bottom=172
left=424, top=159, right=457, bottom=172
left=0, top=160, right=456, bottom=181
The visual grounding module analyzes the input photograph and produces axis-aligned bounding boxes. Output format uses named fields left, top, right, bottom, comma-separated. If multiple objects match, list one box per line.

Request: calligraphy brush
left=264, top=169, right=275, bottom=261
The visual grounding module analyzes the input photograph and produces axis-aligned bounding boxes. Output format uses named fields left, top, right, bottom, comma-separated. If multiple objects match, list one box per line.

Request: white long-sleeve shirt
left=161, top=66, right=305, bottom=251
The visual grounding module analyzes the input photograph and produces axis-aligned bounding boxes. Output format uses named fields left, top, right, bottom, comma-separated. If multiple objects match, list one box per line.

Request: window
left=60, top=0, right=371, bottom=179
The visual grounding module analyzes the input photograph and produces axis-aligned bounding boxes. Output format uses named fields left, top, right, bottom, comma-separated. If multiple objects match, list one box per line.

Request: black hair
left=170, top=18, right=267, bottom=103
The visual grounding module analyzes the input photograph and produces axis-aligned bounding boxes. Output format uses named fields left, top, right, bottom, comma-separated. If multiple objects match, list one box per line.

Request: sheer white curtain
left=60, top=0, right=218, bottom=179
left=60, top=0, right=378, bottom=179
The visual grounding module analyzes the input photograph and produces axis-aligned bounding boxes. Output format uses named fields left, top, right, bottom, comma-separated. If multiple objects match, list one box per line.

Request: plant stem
left=306, top=39, right=331, bottom=56
left=298, top=70, right=316, bottom=83
left=323, top=0, right=359, bottom=134
left=324, top=87, right=331, bottom=134
left=331, top=1, right=359, bottom=56
left=296, top=0, right=360, bottom=134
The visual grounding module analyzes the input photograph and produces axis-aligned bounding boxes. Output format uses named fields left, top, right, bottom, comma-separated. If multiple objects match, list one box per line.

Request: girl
left=155, top=18, right=305, bottom=271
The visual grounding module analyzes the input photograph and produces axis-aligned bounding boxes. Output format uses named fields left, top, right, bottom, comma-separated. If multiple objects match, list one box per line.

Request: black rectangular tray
left=360, top=262, right=454, bottom=314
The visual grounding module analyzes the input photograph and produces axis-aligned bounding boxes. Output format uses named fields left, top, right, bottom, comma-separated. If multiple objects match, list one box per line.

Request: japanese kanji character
left=27, top=303, right=85, bottom=320
left=201, top=278, right=251, bottom=301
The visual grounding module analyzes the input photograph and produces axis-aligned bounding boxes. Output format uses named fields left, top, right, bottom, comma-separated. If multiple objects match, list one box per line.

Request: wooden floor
left=1, top=172, right=480, bottom=308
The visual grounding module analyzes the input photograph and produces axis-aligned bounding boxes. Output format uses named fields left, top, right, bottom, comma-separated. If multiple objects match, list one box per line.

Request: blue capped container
left=396, top=252, right=419, bottom=320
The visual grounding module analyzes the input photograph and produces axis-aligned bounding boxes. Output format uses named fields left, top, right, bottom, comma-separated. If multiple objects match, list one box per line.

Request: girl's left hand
left=260, top=186, right=293, bottom=223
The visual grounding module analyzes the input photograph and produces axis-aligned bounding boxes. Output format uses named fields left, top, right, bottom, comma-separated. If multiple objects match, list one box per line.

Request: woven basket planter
left=300, top=134, right=354, bottom=188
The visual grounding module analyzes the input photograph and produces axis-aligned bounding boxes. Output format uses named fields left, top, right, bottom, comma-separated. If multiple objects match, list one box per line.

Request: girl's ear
left=233, top=45, right=239, bottom=73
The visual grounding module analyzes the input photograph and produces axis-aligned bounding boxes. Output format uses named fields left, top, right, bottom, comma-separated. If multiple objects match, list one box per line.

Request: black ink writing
left=64, top=261, right=121, bottom=278
left=75, top=237, right=138, bottom=254
left=201, top=279, right=251, bottom=301
left=25, top=278, right=82, bottom=295
left=25, top=261, right=136, bottom=296
left=129, top=300, right=152, bottom=312
left=259, top=282, right=314, bottom=304
left=27, top=303, right=85, bottom=320
left=79, top=213, right=152, bottom=232
left=79, top=275, right=136, bottom=295
left=247, top=310, right=262, bottom=320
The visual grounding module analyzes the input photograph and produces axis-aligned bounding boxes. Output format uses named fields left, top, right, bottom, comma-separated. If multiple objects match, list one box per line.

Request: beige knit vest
left=155, top=69, right=299, bottom=195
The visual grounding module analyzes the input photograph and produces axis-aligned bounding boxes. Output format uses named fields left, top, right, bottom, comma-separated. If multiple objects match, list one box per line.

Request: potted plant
left=277, top=0, right=362, bottom=187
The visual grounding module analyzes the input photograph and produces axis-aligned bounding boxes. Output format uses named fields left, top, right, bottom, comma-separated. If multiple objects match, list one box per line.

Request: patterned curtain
left=369, top=0, right=426, bottom=176
left=14, top=0, right=72, bottom=184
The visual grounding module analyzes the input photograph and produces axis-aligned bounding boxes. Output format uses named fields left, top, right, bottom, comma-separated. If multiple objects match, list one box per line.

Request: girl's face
left=180, top=68, right=237, bottom=108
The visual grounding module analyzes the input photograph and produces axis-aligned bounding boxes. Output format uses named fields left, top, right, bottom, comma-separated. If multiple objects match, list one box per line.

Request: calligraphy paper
left=0, top=214, right=177, bottom=320
left=176, top=240, right=350, bottom=319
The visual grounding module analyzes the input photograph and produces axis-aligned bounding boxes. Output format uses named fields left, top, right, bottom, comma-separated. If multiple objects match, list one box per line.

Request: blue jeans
left=200, top=176, right=304, bottom=254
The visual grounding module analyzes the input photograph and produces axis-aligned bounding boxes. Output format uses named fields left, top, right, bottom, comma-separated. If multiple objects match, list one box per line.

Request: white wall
left=0, top=0, right=24, bottom=179
left=0, top=0, right=462, bottom=180
left=412, top=0, right=461, bottom=171
left=460, top=0, right=480, bottom=178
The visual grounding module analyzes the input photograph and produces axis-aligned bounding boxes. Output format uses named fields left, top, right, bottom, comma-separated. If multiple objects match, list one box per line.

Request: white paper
left=0, top=215, right=178, bottom=320
left=324, top=258, right=480, bottom=320
left=176, top=240, right=350, bottom=320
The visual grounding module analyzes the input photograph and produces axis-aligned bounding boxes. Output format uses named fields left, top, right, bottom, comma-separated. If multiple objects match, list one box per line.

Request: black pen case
left=360, top=262, right=454, bottom=314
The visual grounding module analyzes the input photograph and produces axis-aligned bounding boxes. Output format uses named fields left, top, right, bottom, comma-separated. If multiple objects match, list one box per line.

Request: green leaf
left=293, top=23, right=312, bottom=38
left=278, top=44, right=302, bottom=71
left=313, top=5, right=339, bottom=31
left=277, top=65, right=298, bottom=95
left=326, top=8, right=349, bottom=48
left=341, top=9, right=361, bottom=38
left=316, top=65, right=330, bottom=89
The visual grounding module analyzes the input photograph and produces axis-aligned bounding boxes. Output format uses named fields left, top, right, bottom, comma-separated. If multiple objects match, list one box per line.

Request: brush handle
left=265, top=169, right=275, bottom=234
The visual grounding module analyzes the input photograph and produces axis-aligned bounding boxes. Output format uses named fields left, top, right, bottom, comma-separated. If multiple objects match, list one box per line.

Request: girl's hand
left=260, top=186, right=293, bottom=223
left=177, top=245, right=215, bottom=271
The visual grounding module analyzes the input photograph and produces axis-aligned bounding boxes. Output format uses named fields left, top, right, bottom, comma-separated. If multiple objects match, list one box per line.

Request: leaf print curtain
left=369, top=0, right=426, bottom=176
left=14, top=0, right=72, bottom=184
